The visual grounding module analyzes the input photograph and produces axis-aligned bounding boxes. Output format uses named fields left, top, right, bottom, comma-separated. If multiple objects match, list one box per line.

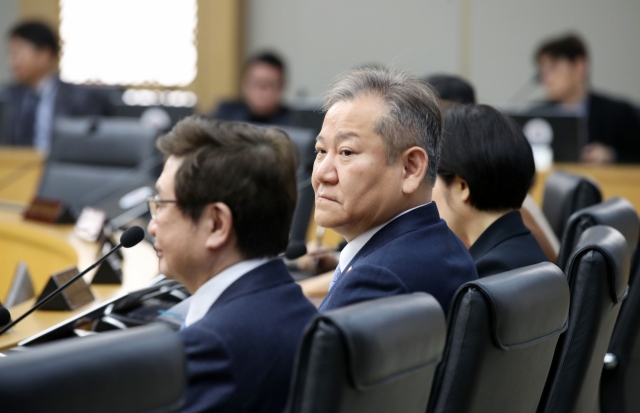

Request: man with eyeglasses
left=147, top=117, right=316, bottom=413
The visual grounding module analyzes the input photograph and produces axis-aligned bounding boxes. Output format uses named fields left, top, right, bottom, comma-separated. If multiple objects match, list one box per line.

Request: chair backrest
left=286, top=293, right=446, bottom=413
left=557, top=197, right=639, bottom=271
left=538, top=225, right=630, bottom=413
left=0, top=323, right=185, bottom=413
left=37, top=117, right=160, bottom=218
left=601, top=230, right=640, bottom=413
left=278, top=125, right=317, bottom=245
left=428, top=262, right=569, bottom=413
left=542, top=171, right=602, bottom=240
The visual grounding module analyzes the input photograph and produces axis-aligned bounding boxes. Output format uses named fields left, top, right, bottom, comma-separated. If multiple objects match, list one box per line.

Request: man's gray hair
left=323, top=68, right=443, bottom=186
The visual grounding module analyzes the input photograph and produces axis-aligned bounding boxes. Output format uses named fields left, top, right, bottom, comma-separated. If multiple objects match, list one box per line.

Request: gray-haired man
left=314, top=68, right=477, bottom=312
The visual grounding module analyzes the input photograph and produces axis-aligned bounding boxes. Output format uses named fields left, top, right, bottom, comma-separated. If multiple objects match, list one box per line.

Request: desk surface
left=0, top=210, right=158, bottom=350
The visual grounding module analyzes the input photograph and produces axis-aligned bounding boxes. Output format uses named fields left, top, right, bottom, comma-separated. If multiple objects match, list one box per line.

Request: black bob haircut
left=535, top=33, right=588, bottom=63
left=9, top=21, right=59, bottom=56
left=244, top=51, right=286, bottom=80
left=438, top=104, right=535, bottom=212
left=424, top=74, right=476, bottom=105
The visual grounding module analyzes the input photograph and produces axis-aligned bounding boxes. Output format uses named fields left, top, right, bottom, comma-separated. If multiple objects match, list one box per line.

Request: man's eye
left=340, top=149, right=353, bottom=156
left=315, top=149, right=326, bottom=156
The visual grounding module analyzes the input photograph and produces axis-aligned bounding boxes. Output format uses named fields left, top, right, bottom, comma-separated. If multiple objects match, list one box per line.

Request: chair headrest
left=50, top=117, right=159, bottom=168
left=316, top=293, right=445, bottom=390
left=569, top=225, right=630, bottom=303
left=542, top=171, right=602, bottom=238
left=570, top=197, right=638, bottom=252
left=457, top=262, right=570, bottom=349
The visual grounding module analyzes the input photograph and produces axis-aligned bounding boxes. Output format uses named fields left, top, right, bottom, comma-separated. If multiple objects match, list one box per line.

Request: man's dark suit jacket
left=470, top=210, right=548, bottom=278
left=318, top=203, right=478, bottom=314
left=0, top=76, right=108, bottom=146
left=179, top=259, right=317, bottom=413
left=210, top=101, right=293, bottom=126
left=587, top=92, right=640, bottom=163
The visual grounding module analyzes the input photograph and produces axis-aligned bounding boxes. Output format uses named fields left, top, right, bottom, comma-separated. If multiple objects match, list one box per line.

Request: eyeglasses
left=146, top=194, right=178, bottom=219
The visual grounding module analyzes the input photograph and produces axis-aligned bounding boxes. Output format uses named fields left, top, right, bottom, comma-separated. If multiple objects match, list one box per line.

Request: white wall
left=0, top=0, right=19, bottom=85
left=246, top=0, right=461, bottom=104
left=246, top=0, right=640, bottom=106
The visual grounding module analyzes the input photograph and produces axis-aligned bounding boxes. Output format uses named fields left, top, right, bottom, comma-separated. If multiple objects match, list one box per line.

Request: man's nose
left=313, top=153, right=339, bottom=185
left=147, top=218, right=157, bottom=237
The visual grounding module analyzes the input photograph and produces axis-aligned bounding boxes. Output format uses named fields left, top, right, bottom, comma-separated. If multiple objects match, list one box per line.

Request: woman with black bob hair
left=432, top=104, right=548, bottom=278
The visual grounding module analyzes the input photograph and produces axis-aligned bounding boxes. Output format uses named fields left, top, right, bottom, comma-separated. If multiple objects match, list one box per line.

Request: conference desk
left=0, top=148, right=158, bottom=351
left=0, top=210, right=158, bottom=351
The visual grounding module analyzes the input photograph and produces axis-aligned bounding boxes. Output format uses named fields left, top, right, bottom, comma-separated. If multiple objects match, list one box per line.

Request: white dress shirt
left=33, top=74, right=59, bottom=152
left=338, top=203, right=430, bottom=272
left=184, top=258, right=271, bottom=327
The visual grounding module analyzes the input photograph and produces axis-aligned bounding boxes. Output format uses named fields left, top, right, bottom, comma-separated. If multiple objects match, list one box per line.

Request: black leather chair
left=537, top=225, right=630, bottom=413
left=601, top=225, right=640, bottom=413
left=0, top=324, right=185, bottom=413
left=428, top=262, right=569, bottom=413
left=285, top=293, right=446, bottom=413
left=278, top=125, right=317, bottom=246
left=542, top=170, right=602, bottom=241
left=37, top=117, right=161, bottom=219
left=557, top=197, right=638, bottom=271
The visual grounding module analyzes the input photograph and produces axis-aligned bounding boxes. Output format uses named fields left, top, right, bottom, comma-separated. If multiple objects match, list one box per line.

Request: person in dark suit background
left=432, top=104, right=548, bottom=278
left=534, top=33, right=640, bottom=163
left=147, top=118, right=316, bottom=413
left=0, top=21, right=107, bottom=150
left=210, top=52, right=293, bottom=126
left=313, top=68, right=477, bottom=313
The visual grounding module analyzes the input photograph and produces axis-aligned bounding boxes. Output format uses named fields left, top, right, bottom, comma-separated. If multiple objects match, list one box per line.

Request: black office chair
left=0, top=323, right=185, bottom=413
left=557, top=197, right=638, bottom=271
left=601, top=222, right=640, bottom=413
left=285, top=293, right=446, bottom=413
left=37, top=117, right=161, bottom=219
left=278, top=125, right=317, bottom=246
left=542, top=170, right=602, bottom=241
left=537, top=225, right=629, bottom=413
left=428, top=262, right=569, bottom=413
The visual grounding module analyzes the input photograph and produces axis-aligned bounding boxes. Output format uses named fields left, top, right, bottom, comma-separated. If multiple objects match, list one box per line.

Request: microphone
left=284, top=243, right=307, bottom=260
left=0, top=226, right=145, bottom=335
left=0, top=305, right=11, bottom=327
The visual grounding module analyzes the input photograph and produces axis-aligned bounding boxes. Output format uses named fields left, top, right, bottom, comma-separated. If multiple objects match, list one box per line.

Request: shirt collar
left=35, top=73, right=57, bottom=95
left=338, top=203, right=429, bottom=272
left=185, top=257, right=271, bottom=327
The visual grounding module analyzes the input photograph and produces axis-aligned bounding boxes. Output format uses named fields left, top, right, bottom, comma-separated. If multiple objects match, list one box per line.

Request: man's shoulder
left=476, top=231, right=548, bottom=278
left=357, top=208, right=470, bottom=267
left=589, top=92, right=637, bottom=114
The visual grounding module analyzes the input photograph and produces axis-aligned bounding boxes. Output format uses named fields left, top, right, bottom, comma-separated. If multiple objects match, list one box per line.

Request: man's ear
left=401, top=147, right=428, bottom=195
left=202, top=203, right=234, bottom=251
left=457, top=177, right=471, bottom=204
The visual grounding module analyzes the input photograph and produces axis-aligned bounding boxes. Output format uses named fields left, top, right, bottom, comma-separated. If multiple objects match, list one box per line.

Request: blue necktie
left=328, top=266, right=342, bottom=292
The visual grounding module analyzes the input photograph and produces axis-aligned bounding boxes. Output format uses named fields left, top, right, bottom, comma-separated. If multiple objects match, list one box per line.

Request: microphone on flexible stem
left=284, top=243, right=308, bottom=260
left=0, top=226, right=145, bottom=336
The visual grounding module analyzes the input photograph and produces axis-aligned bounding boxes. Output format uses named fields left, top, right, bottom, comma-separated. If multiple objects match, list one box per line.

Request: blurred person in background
left=534, top=33, right=640, bottom=163
left=210, top=51, right=293, bottom=126
left=433, top=104, right=548, bottom=278
left=0, top=21, right=107, bottom=150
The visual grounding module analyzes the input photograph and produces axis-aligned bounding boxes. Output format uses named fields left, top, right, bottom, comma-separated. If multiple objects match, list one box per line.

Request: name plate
left=37, top=266, right=95, bottom=311
left=24, top=197, right=75, bottom=224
